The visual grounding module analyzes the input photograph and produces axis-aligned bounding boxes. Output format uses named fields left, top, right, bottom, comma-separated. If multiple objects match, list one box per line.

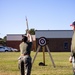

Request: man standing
left=69, top=21, right=75, bottom=75
left=18, top=31, right=32, bottom=75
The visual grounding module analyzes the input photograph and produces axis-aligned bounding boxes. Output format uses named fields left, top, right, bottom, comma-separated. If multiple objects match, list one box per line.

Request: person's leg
left=21, top=61, right=24, bottom=75
left=72, top=57, right=75, bottom=75
left=18, top=59, right=24, bottom=75
left=27, top=62, right=32, bottom=75
left=24, top=56, right=32, bottom=75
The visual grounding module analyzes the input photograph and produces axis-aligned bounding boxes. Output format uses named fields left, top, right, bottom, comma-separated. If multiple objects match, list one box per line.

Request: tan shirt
left=19, top=42, right=28, bottom=55
left=71, top=31, right=75, bottom=53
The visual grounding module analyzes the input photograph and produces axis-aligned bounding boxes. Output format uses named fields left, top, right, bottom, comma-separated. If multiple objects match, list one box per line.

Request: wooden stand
left=32, top=45, right=56, bottom=68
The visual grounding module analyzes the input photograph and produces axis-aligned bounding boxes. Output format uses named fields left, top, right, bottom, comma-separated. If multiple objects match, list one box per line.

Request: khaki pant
left=72, top=57, right=75, bottom=75
left=18, top=55, right=32, bottom=75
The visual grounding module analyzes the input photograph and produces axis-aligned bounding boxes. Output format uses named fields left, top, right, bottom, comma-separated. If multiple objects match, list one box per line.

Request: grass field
left=0, top=51, right=73, bottom=75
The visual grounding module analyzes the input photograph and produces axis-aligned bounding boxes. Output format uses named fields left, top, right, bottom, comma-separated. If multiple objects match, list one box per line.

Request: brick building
left=6, top=34, right=36, bottom=51
left=6, top=30, right=73, bottom=52
left=35, top=30, right=73, bottom=52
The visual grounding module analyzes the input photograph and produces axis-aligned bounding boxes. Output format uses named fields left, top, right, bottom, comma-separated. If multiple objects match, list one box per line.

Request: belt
left=21, top=54, right=30, bottom=56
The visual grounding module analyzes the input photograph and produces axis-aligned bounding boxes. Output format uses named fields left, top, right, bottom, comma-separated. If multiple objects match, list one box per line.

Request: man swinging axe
left=18, top=17, right=33, bottom=75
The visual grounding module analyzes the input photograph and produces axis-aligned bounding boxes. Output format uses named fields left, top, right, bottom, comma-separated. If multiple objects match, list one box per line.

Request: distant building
left=35, top=30, right=73, bottom=52
left=6, top=34, right=36, bottom=51
left=6, top=30, right=73, bottom=52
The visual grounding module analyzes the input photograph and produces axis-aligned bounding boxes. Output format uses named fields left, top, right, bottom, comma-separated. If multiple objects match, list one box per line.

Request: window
left=64, top=42, right=69, bottom=50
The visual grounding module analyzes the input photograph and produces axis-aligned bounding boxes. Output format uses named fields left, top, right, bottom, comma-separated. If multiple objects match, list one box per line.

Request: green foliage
left=25, top=28, right=35, bottom=35
left=0, top=36, right=6, bottom=46
left=29, top=28, right=35, bottom=35
left=3, top=36, right=6, bottom=42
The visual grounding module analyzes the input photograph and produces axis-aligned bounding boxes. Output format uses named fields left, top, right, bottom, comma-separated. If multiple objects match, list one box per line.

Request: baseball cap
left=22, top=35, right=28, bottom=42
left=22, top=34, right=26, bottom=37
left=70, top=21, right=75, bottom=26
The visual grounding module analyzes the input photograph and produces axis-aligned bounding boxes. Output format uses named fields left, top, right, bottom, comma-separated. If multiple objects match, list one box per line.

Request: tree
left=25, top=28, right=35, bottom=35
left=29, top=28, right=35, bottom=35
left=0, top=36, right=6, bottom=46
left=3, top=36, right=6, bottom=42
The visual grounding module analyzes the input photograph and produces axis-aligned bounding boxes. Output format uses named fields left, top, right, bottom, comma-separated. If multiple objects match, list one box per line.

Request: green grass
left=0, top=52, right=73, bottom=75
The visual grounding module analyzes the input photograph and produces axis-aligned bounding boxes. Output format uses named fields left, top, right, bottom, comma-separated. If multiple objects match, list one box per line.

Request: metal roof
left=35, top=30, right=73, bottom=38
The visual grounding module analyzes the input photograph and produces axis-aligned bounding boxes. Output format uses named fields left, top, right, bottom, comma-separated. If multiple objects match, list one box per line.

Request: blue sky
left=0, top=0, right=75, bottom=38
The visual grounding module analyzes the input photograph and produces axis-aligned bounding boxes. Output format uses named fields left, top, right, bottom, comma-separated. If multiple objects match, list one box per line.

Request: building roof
left=35, top=30, right=73, bottom=38
left=7, top=34, right=36, bottom=41
left=6, top=30, right=73, bottom=40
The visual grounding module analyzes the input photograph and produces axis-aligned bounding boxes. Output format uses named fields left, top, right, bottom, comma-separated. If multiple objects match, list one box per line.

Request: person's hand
left=27, top=33, right=32, bottom=42
left=69, top=56, right=72, bottom=63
